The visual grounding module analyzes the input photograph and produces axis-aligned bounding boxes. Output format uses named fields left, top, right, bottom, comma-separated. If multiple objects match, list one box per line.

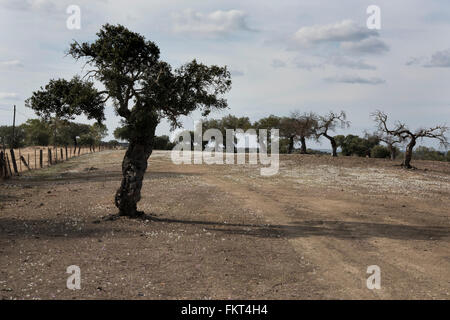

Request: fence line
left=0, top=145, right=109, bottom=179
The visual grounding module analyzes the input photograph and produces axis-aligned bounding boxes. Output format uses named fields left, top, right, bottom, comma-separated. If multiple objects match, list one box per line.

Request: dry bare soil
left=1, top=150, right=449, bottom=299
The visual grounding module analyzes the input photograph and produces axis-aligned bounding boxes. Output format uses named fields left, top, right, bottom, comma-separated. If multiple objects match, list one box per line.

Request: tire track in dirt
left=197, top=169, right=449, bottom=299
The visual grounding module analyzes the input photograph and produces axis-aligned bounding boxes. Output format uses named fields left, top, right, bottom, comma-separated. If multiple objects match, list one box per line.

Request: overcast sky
left=0, top=0, right=449, bottom=149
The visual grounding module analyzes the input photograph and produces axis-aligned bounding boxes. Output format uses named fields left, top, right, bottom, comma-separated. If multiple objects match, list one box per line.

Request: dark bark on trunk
left=299, top=136, right=307, bottom=154
left=403, top=138, right=416, bottom=169
left=388, top=145, right=396, bottom=161
left=115, top=141, right=153, bottom=217
left=288, top=136, right=294, bottom=154
left=73, top=137, right=78, bottom=156
left=324, top=134, right=337, bottom=157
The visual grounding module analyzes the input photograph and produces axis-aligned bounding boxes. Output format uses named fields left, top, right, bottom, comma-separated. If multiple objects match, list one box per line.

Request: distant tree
left=25, top=77, right=105, bottom=122
left=78, top=134, right=95, bottom=149
left=374, top=133, right=402, bottom=160
left=413, top=146, right=448, bottom=162
left=113, top=123, right=131, bottom=142
left=279, top=117, right=299, bottom=154
left=25, top=77, right=106, bottom=149
left=336, top=134, right=379, bottom=157
left=316, top=111, right=350, bottom=157
left=290, top=111, right=318, bottom=154
left=153, top=135, right=175, bottom=150
left=372, top=110, right=449, bottom=168
left=0, top=125, right=25, bottom=148
left=202, top=115, right=252, bottom=152
left=21, top=119, right=52, bottom=146
left=371, top=145, right=391, bottom=158
left=56, top=121, right=91, bottom=148
left=254, top=115, right=282, bottom=152
left=90, top=123, right=108, bottom=145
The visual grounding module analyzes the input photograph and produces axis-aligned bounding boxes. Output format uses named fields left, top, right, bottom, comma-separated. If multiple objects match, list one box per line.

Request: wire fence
left=0, top=144, right=109, bottom=179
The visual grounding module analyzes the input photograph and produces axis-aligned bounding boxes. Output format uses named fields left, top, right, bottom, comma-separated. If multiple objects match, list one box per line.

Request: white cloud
left=324, top=75, right=385, bottom=85
left=293, top=20, right=377, bottom=47
left=0, top=59, right=24, bottom=69
left=424, top=49, right=450, bottom=68
left=0, top=92, right=20, bottom=100
left=406, top=49, right=450, bottom=68
left=292, top=56, right=375, bottom=71
left=291, top=20, right=388, bottom=62
left=172, top=9, right=252, bottom=37
left=328, top=56, right=376, bottom=70
left=1, top=0, right=59, bottom=12
left=341, top=38, right=389, bottom=55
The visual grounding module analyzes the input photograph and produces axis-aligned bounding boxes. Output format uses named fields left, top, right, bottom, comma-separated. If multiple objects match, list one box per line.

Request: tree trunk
left=299, top=136, right=307, bottom=154
left=288, top=136, right=294, bottom=154
left=325, top=134, right=337, bottom=157
left=403, top=139, right=416, bottom=169
left=331, top=139, right=337, bottom=157
left=73, top=137, right=78, bottom=156
left=389, top=145, right=396, bottom=161
left=115, top=141, right=153, bottom=217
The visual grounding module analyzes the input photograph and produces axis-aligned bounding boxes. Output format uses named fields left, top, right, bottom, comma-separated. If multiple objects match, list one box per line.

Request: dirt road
left=1, top=150, right=449, bottom=299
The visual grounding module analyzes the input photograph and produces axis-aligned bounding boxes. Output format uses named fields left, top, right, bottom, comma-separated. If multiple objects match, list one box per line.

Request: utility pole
left=10, top=105, right=18, bottom=174
left=12, top=105, right=16, bottom=145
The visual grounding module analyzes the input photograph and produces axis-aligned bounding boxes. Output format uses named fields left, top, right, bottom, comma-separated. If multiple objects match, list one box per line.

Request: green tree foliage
left=20, top=119, right=52, bottom=146
left=106, top=140, right=121, bottom=148
left=203, top=114, right=252, bottom=151
left=153, top=135, right=175, bottom=150
left=25, top=77, right=105, bottom=123
left=371, top=145, right=391, bottom=158
left=0, top=125, right=25, bottom=148
left=336, top=134, right=379, bottom=157
left=56, top=121, right=91, bottom=146
left=413, top=146, right=449, bottom=162
left=113, top=123, right=130, bottom=142
left=26, top=24, right=232, bottom=217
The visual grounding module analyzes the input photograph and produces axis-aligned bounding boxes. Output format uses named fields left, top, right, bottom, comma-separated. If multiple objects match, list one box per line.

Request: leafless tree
left=372, top=110, right=449, bottom=168
left=290, top=111, right=318, bottom=154
left=316, top=111, right=350, bottom=157
left=377, top=133, right=402, bottom=160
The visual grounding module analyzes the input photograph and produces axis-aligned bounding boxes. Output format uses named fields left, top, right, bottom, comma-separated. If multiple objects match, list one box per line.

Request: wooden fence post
left=9, top=149, right=18, bottom=174
left=18, top=149, right=22, bottom=172
left=40, top=149, right=43, bottom=168
left=65, top=146, right=68, bottom=160
left=0, top=151, right=7, bottom=179
left=48, top=148, right=52, bottom=165
left=20, top=155, right=30, bottom=171
left=5, top=153, right=12, bottom=176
